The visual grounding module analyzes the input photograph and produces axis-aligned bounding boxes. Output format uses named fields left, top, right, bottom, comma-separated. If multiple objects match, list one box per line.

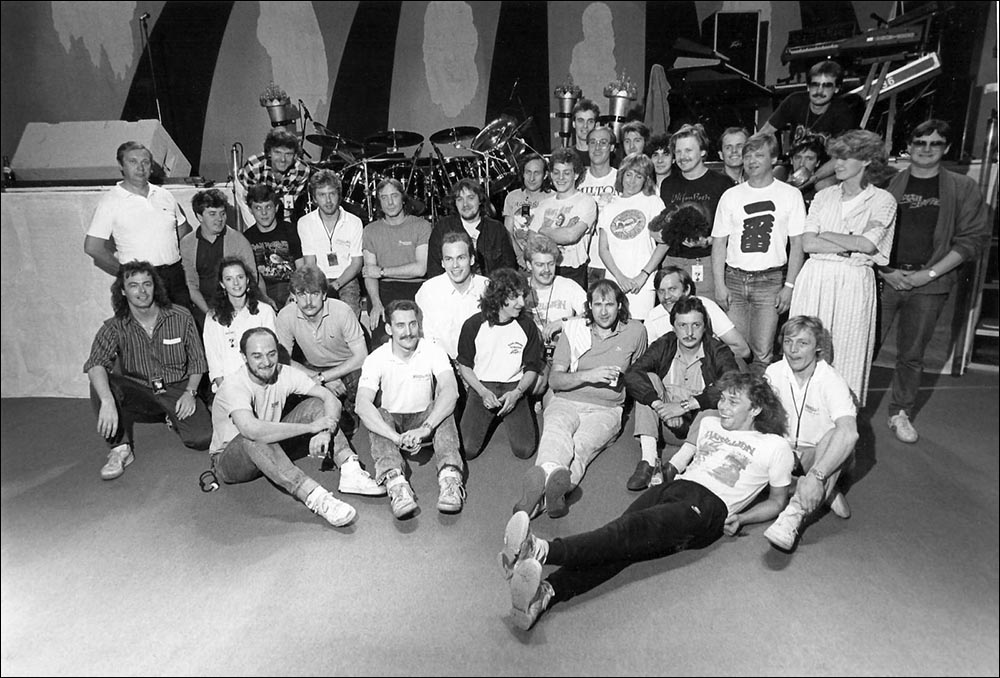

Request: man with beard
left=362, top=178, right=432, bottom=342
left=209, top=327, right=361, bottom=528
left=415, top=231, right=489, bottom=360
left=426, top=178, right=517, bottom=278
left=624, top=296, right=739, bottom=491
left=356, top=300, right=465, bottom=518
left=513, top=279, right=646, bottom=519
left=84, top=261, right=211, bottom=480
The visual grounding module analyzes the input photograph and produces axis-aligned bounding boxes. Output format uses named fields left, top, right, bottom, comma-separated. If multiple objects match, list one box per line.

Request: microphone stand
left=138, top=13, right=164, bottom=126
left=230, top=142, right=244, bottom=231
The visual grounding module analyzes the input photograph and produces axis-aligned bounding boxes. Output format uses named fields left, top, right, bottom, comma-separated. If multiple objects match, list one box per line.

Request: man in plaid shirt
left=238, top=130, right=311, bottom=225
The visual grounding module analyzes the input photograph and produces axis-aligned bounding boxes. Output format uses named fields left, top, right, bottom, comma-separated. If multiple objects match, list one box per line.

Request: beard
left=249, top=363, right=280, bottom=385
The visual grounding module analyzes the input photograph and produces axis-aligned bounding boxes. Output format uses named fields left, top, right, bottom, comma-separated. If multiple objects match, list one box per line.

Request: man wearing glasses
left=878, top=119, right=989, bottom=444
left=579, top=126, right=619, bottom=286
left=759, top=60, right=862, bottom=189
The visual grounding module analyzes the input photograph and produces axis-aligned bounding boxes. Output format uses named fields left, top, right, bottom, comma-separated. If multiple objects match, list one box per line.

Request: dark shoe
left=513, top=466, right=546, bottom=518
left=544, top=466, right=572, bottom=519
left=627, top=460, right=654, bottom=491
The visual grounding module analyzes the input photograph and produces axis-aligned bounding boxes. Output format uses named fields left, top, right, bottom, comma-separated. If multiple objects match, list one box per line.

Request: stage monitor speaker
left=12, top=119, right=191, bottom=182
left=702, top=11, right=769, bottom=84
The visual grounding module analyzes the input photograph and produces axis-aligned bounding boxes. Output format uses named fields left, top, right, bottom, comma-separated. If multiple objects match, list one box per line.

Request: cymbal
left=429, top=126, right=481, bottom=144
left=509, top=116, right=534, bottom=140
left=471, top=115, right=517, bottom=152
left=305, top=133, right=363, bottom=154
left=364, top=129, right=424, bottom=149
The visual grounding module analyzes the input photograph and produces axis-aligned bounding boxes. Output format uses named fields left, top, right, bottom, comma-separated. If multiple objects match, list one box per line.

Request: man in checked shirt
left=84, top=261, right=212, bottom=480
left=237, top=129, right=311, bottom=226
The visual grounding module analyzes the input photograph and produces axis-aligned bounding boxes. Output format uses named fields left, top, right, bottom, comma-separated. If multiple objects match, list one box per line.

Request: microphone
left=139, top=11, right=150, bottom=21
left=298, top=99, right=313, bottom=121
left=509, top=77, right=520, bottom=101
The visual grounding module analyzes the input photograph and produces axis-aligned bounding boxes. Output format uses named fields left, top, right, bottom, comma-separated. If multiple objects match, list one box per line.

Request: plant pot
left=554, top=90, right=581, bottom=146
left=264, top=100, right=296, bottom=127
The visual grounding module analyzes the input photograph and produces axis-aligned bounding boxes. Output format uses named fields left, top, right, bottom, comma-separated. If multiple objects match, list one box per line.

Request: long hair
left=111, top=260, right=170, bottom=319
left=585, top=278, right=630, bottom=325
left=648, top=202, right=711, bottom=252
left=209, top=257, right=263, bottom=327
left=479, top=267, right=528, bottom=325
left=717, top=371, right=788, bottom=437
left=826, top=130, right=887, bottom=187
left=614, top=153, right=657, bottom=196
left=450, top=178, right=488, bottom=217
left=780, top=315, right=834, bottom=364
left=668, top=295, right=713, bottom=340
left=374, top=176, right=414, bottom=219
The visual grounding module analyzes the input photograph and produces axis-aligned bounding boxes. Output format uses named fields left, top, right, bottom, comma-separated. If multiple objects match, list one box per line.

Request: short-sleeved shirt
left=275, top=298, right=364, bottom=369
left=503, top=188, right=553, bottom=218
left=765, top=358, right=856, bottom=451
left=457, top=312, right=543, bottom=383
left=596, top=192, right=666, bottom=319
left=677, top=415, right=794, bottom=515
left=358, top=339, right=453, bottom=414
left=531, top=192, right=598, bottom=269
left=210, top=363, right=316, bottom=454
left=414, top=273, right=489, bottom=358
left=766, top=92, right=861, bottom=148
left=83, top=304, right=206, bottom=385
left=244, top=222, right=303, bottom=286
left=659, top=170, right=734, bottom=259
left=87, top=183, right=185, bottom=266
left=712, top=179, right=806, bottom=271
left=362, top=215, right=432, bottom=279
left=644, top=296, right=734, bottom=344
left=297, top=209, right=363, bottom=280
left=527, top=276, right=587, bottom=338
left=551, top=318, right=648, bottom=407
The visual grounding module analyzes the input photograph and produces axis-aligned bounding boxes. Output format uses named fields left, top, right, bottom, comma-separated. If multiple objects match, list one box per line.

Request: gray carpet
left=2, top=366, right=998, bottom=676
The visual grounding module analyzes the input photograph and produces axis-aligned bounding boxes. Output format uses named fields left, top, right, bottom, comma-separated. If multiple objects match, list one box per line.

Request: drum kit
left=304, top=115, right=536, bottom=221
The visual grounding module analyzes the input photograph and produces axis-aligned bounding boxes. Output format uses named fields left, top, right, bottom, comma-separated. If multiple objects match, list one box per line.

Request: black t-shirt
left=244, top=221, right=303, bottom=284
left=893, top=175, right=940, bottom=266
left=659, top=170, right=734, bottom=258
left=767, top=92, right=862, bottom=147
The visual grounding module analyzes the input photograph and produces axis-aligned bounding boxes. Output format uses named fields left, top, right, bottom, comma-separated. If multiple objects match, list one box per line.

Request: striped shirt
left=83, top=304, right=207, bottom=386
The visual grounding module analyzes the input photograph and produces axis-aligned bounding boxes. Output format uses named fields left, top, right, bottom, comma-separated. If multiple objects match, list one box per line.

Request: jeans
left=461, top=381, right=538, bottom=459
left=880, top=286, right=949, bottom=417
left=632, top=373, right=692, bottom=442
left=212, top=397, right=346, bottom=502
left=298, top=368, right=361, bottom=439
left=156, top=261, right=191, bottom=310
left=535, top=397, right=622, bottom=487
left=90, top=374, right=212, bottom=450
left=368, top=406, right=463, bottom=483
left=724, top=266, right=783, bottom=370
left=546, top=479, right=727, bottom=603
left=661, top=254, right=716, bottom=303
left=329, top=277, right=361, bottom=317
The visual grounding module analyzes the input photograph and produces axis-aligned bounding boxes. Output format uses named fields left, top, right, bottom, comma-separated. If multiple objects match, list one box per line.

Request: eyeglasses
left=588, top=139, right=611, bottom=148
left=911, top=140, right=947, bottom=149
left=808, top=81, right=836, bottom=89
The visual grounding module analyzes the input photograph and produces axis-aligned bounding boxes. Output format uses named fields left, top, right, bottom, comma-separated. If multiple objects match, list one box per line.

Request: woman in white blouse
left=203, top=257, right=276, bottom=389
left=790, top=130, right=897, bottom=406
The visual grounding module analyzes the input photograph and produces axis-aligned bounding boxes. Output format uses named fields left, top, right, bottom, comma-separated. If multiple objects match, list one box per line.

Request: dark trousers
left=557, top=264, right=588, bottom=292
left=546, top=479, right=727, bottom=604
left=880, top=286, right=950, bottom=417
left=90, top=374, right=212, bottom=450
left=460, top=381, right=538, bottom=459
left=156, top=261, right=191, bottom=310
left=370, top=280, right=421, bottom=347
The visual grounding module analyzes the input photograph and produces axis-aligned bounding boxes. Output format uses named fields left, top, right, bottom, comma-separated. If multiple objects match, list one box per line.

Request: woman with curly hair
left=456, top=268, right=543, bottom=459
left=789, top=130, right=897, bottom=406
left=203, top=257, right=276, bottom=389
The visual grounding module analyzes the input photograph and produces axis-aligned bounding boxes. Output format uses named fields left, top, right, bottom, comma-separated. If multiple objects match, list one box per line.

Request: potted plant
left=259, top=81, right=295, bottom=127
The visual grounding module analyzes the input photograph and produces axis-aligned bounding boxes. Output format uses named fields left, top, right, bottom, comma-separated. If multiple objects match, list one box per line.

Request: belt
left=893, top=263, right=924, bottom=271
left=726, top=265, right=784, bottom=275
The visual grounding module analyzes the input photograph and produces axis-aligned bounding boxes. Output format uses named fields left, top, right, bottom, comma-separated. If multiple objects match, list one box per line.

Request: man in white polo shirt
left=415, top=231, right=488, bottom=360
left=297, top=169, right=363, bottom=316
left=84, top=141, right=192, bottom=308
left=356, top=300, right=464, bottom=519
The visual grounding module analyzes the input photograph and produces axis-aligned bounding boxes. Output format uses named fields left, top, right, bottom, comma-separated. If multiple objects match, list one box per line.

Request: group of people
left=80, top=57, right=989, bottom=633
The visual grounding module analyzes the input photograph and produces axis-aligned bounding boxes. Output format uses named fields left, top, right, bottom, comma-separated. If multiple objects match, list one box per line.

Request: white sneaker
left=888, top=410, right=919, bottom=444
left=499, top=511, right=549, bottom=580
left=510, top=559, right=553, bottom=631
left=338, top=457, right=386, bottom=496
left=305, top=487, right=357, bottom=527
left=100, top=445, right=133, bottom=480
left=437, top=469, right=466, bottom=513
left=386, top=476, right=419, bottom=519
left=764, top=507, right=804, bottom=551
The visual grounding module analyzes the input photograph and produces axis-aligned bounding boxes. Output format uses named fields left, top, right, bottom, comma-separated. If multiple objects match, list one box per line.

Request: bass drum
left=339, top=163, right=375, bottom=213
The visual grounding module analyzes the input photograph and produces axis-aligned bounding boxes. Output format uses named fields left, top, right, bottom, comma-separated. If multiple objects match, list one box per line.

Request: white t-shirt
left=503, top=188, right=553, bottom=218
left=457, top=313, right=543, bottom=383
left=597, top=192, right=666, bottom=319
left=87, top=183, right=185, bottom=266
left=210, top=363, right=316, bottom=454
left=528, top=276, right=587, bottom=336
left=415, top=273, right=489, bottom=358
left=711, top=179, right=806, bottom=270
left=297, top=209, right=363, bottom=280
left=530, top=192, right=597, bottom=269
left=203, top=303, right=277, bottom=383
left=358, top=339, right=453, bottom=414
left=672, top=415, right=794, bottom=515
left=579, top=168, right=619, bottom=265
left=644, top=296, right=735, bottom=343
left=765, top=358, right=856, bottom=450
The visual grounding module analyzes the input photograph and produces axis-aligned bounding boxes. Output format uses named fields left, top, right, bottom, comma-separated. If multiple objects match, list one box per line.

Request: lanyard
left=788, top=376, right=812, bottom=451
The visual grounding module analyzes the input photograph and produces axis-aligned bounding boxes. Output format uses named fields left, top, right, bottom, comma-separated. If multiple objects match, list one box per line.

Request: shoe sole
left=544, top=467, right=572, bottom=519
left=100, top=451, right=134, bottom=481
left=338, top=482, right=388, bottom=497
left=510, top=558, right=543, bottom=631
left=513, top=466, right=546, bottom=518
left=499, top=511, right=530, bottom=580
left=763, top=525, right=797, bottom=552
left=327, top=505, right=357, bottom=528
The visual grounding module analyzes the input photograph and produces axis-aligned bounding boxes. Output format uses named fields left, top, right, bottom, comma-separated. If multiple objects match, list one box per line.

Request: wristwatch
left=186, top=388, right=198, bottom=397
left=808, top=467, right=828, bottom=482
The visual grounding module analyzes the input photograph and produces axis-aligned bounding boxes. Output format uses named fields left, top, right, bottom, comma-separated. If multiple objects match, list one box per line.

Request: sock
left=539, top=462, right=561, bottom=480
left=639, top=436, right=658, bottom=465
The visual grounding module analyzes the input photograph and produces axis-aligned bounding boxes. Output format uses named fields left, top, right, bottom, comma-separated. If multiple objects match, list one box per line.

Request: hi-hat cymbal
left=471, top=115, right=517, bottom=152
left=305, top=133, right=363, bottom=154
left=364, top=129, right=424, bottom=149
left=429, top=126, right=481, bottom=144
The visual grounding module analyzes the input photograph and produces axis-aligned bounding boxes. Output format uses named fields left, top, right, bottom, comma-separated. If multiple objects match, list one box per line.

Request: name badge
left=692, top=264, right=704, bottom=282
left=327, top=252, right=339, bottom=267
left=163, top=337, right=181, bottom=345
left=282, top=194, right=294, bottom=210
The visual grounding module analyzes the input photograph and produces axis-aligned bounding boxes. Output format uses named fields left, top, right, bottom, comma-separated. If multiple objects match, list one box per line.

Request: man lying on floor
left=498, top=371, right=793, bottom=630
